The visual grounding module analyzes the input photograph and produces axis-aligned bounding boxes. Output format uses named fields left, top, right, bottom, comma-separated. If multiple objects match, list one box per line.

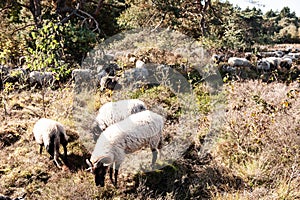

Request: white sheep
left=92, top=99, right=147, bottom=140
left=287, top=52, right=300, bottom=59
left=33, top=118, right=68, bottom=168
left=86, top=110, right=164, bottom=187
left=135, top=60, right=145, bottom=68
left=257, top=56, right=292, bottom=70
left=29, top=71, right=55, bottom=86
left=228, top=57, right=252, bottom=68
left=264, top=57, right=282, bottom=69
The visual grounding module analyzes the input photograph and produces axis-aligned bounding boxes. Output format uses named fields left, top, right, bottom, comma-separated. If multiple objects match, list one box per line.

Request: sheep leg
left=157, top=139, right=163, bottom=160
left=39, top=144, right=43, bottom=154
left=114, top=164, right=120, bottom=187
left=53, top=140, right=61, bottom=168
left=109, top=166, right=114, bottom=185
left=60, top=133, right=68, bottom=162
left=151, top=148, right=158, bottom=169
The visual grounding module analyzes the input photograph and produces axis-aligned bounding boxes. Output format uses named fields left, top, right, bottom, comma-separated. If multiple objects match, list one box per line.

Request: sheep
left=257, top=56, right=292, bottom=71
left=257, top=59, right=271, bottom=71
left=97, top=63, right=121, bottom=91
left=280, top=57, right=293, bottom=69
left=86, top=110, right=164, bottom=187
left=91, top=99, right=147, bottom=140
left=0, top=193, right=26, bottom=200
left=99, top=75, right=119, bottom=91
left=228, top=57, right=252, bottom=68
left=287, top=52, right=300, bottom=59
left=135, top=60, right=145, bottom=68
left=264, top=57, right=282, bottom=69
left=33, top=118, right=68, bottom=168
left=29, top=71, right=55, bottom=86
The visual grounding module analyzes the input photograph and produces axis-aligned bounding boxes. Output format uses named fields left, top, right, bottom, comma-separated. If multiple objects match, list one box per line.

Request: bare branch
left=10, top=23, right=36, bottom=36
left=57, top=4, right=103, bottom=35
left=93, top=0, right=104, bottom=16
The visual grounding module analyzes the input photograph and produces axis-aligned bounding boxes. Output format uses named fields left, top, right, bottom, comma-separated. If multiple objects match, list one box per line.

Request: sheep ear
left=86, top=159, right=93, bottom=168
left=100, top=157, right=113, bottom=167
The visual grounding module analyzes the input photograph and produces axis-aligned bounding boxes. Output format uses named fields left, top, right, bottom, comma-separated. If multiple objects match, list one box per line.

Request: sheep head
left=86, top=157, right=112, bottom=187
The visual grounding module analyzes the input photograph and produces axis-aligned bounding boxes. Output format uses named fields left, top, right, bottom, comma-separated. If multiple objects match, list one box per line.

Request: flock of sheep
left=213, top=47, right=300, bottom=72
left=32, top=99, right=165, bottom=187
left=3, top=46, right=299, bottom=92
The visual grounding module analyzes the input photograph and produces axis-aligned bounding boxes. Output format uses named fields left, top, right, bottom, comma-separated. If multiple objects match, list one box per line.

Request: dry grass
left=212, top=80, right=300, bottom=199
left=1, top=71, right=300, bottom=199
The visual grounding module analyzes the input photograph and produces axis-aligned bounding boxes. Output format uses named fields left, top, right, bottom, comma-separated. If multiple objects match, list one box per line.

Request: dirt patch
left=0, top=129, right=21, bottom=149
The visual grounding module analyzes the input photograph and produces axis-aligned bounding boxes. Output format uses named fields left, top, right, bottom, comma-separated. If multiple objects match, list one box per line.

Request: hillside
left=1, top=74, right=299, bottom=199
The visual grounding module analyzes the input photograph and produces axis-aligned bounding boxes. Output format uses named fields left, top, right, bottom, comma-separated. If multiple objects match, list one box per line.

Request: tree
left=117, top=0, right=215, bottom=38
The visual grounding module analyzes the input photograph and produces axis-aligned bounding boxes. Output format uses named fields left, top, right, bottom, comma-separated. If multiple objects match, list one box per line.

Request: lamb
left=228, top=57, right=252, bottom=68
left=33, top=118, right=68, bottom=168
left=91, top=99, right=147, bottom=140
left=86, top=110, right=164, bottom=187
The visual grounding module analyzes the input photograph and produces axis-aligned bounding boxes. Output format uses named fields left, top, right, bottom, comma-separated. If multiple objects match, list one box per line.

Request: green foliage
left=60, top=22, right=97, bottom=64
left=0, top=2, right=28, bottom=65
left=25, top=20, right=96, bottom=80
left=26, top=20, right=67, bottom=79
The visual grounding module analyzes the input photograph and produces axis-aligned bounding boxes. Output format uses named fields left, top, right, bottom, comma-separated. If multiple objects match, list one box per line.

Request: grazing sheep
left=29, top=71, right=55, bottom=86
left=287, top=52, right=300, bottom=59
left=264, top=57, right=282, bottom=69
left=33, top=118, right=68, bottom=168
left=86, top=110, right=164, bottom=187
left=97, top=63, right=121, bottom=91
left=228, top=57, right=252, bottom=68
left=280, top=57, right=293, bottom=69
left=99, top=75, right=119, bottom=91
left=257, top=56, right=291, bottom=70
left=257, top=59, right=271, bottom=71
left=92, top=99, right=147, bottom=140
